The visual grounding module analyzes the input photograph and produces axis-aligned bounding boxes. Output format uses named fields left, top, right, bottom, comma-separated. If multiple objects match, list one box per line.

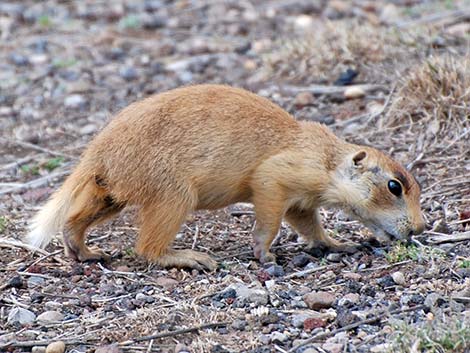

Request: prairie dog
left=27, top=85, right=425, bottom=270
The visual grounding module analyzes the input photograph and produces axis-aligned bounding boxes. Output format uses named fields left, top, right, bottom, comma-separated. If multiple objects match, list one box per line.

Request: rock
left=260, top=313, right=279, bottom=325
left=270, top=331, right=288, bottom=343
left=303, top=317, right=327, bottom=331
left=344, top=86, right=365, bottom=99
left=119, top=66, right=138, bottom=80
left=292, top=253, right=313, bottom=267
left=400, top=294, right=424, bottom=306
left=391, top=271, right=406, bottom=285
left=32, top=347, right=46, bottom=353
left=9, top=53, right=29, bottom=66
left=230, top=283, right=268, bottom=306
left=95, top=344, right=121, bottom=353
left=37, top=311, right=64, bottom=323
left=322, top=343, right=343, bottom=353
left=64, top=94, right=87, bottom=109
left=424, top=293, right=445, bottom=309
left=291, top=310, right=333, bottom=328
left=259, top=334, right=271, bottom=345
left=338, top=293, right=360, bottom=307
left=377, top=275, right=395, bottom=288
left=303, top=291, right=335, bottom=310
left=67, top=80, right=92, bottom=94
left=6, top=275, right=24, bottom=289
left=371, top=343, right=391, bottom=352
left=155, top=277, right=178, bottom=289
left=294, top=15, right=314, bottom=30
left=142, top=14, right=166, bottom=29
left=380, top=4, right=399, bottom=24
left=79, top=124, right=98, bottom=135
left=336, top=310, right=357, bottom=327
left=174, top=343, right=190, bottom=353
left=45, top=341, right=65, bottom=353
left=294, top=92, right=314, bottom=108
left=360, top=285, right=376, bottom=297
left=334, top=68, right=359, bottom=86
left=105, top=47, right=126, bottom=60
left=231, top=319, right=247, bottom=331
left=7, top=307, right=36, bottom=325
left=0, top=106, right=13, bottom=117
left=30, top=54, right=48, bottom=65
left=343, top=272, right=361, bottom=281
left=326, top=253, right=342, bottom=262
left=265, top=264, right=284, bottom=277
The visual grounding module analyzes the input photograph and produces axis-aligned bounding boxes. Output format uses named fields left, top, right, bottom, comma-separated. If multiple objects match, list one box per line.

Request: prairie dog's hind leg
left=64, top=185, right=124, bottom=262
left=135, top=193, right=217, bottom=271
left=285, top=207, right=359, bottom=254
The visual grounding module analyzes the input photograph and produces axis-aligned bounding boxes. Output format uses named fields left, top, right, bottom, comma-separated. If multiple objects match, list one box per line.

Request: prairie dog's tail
left=26, top=171, right=90, bottom=249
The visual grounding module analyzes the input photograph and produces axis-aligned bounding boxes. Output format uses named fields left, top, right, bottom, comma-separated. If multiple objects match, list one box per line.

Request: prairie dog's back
left=82, top=85, right=301, bottom=205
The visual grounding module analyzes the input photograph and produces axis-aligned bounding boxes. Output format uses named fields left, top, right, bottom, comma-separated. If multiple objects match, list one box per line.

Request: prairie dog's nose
left=411, top=221, right=425, bottom=235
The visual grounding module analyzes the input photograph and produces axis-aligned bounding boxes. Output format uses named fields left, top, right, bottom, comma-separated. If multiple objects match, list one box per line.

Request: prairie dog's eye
left=388, top=180, right=402, bottom=197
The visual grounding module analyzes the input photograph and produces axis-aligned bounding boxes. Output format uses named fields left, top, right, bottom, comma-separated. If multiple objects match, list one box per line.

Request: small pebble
left=292, top=253, right=313, bottom=267
left=155, top=277, right=178, bottom=289
left=322, top=343, right=343, bottom=353
left=293, top=91, right=315, bottom=108
left=231, top=319, right=247, bottom=331
left=7, top=307, right=36, bottom=325
left=6, top=275, right=24, bottom=289
left=37, top=310, right=64, bottom=323
left=32, top=347, right=46, bottom=353
left=119, top=66, right=138, bottom=80
left=326, top=253, right=342, bottom=262
left=10, top=53, right=29, bottom=66
left=266, top=264, right=284, bottom=277
left=64, top=94, right=87, bottom=109
left=344, top=86, right=365, bottom=99
left=270, top=331, right=288, bottom=343
left=45, top=341, right=65, bottom=353
left=338, top=293, right=360, bottom=307
left=303, top=291, right=335, bottom=310
left=391, top=271, right=406, bottom=286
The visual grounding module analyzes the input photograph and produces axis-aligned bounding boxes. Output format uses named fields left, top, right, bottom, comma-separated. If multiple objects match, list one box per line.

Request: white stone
left=7, top=307, right=36, bottom=325
left=37, top=311, right=64, bottom=323
left=344, top=86, right=366, bottom=99
left=392, top=271, right=406, bottom=286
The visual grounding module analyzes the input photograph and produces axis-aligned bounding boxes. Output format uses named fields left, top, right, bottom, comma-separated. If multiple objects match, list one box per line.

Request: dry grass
left=262, top=21, right=430, bottom=84
left=388, top=55, right=470, bottom=138
left=389, top=312, right=470, bottom=353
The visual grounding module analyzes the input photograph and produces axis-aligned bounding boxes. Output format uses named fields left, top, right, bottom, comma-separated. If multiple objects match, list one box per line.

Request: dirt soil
left=1, top=1, right=469, bottom=353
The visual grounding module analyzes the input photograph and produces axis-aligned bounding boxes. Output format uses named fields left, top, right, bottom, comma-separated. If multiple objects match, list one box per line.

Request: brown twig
left=0, top=169, right=70, bottom=195
left=119, top=322, right=229, bottom=346
left=0, top=237, right=49, bottom=255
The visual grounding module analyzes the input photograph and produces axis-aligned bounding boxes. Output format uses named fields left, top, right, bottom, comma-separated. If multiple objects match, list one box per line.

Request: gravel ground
left=1, top=1, right=469, bottom=352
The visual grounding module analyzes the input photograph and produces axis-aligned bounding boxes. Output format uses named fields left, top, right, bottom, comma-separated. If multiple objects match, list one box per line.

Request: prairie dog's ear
left=352, top=150, right=367, bottom=167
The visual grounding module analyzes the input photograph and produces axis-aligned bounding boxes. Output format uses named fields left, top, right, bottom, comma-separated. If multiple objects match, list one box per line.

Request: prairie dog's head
left=332, top=147, right=425, bottom=243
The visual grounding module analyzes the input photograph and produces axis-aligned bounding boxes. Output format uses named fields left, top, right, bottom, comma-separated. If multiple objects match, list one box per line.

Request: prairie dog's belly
left=195, top=177, right=252, bottom=210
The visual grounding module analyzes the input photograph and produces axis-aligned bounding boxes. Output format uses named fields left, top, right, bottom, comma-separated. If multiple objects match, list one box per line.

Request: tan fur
left=27, top=85, right=425, bottom=270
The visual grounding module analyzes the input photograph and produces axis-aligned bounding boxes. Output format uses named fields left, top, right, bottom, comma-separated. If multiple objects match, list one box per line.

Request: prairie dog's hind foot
left=63, top=237, right=110, bottom=262
left=153, top=249, right=217, bottom=271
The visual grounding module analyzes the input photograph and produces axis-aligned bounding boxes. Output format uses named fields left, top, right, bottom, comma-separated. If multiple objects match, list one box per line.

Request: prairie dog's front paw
left=306, top=239, right=360, bottom=254
left=254, top=244, right=276, bottom=264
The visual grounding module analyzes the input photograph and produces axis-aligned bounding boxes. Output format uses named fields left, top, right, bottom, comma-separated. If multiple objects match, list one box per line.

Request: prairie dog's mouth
left=367, top=224, right=400, bottom=243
